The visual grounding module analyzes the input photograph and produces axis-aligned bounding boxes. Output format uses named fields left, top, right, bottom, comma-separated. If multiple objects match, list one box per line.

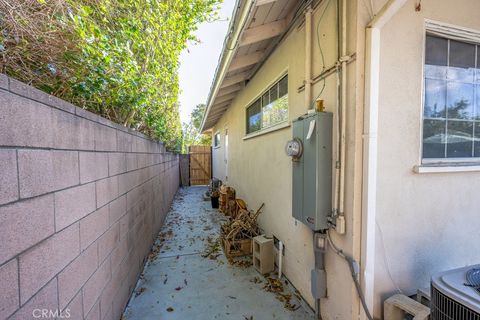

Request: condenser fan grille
left=466, top=268, right=480, bottom=295
left=431, top=284, right=480, bottom=320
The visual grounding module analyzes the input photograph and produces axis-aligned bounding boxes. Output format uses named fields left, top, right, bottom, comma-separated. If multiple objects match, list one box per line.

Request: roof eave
left=200, top=0, right=256, bottom=133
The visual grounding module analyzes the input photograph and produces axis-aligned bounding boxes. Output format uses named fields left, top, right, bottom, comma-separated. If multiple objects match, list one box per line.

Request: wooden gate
left=189, top=145, right=212, bottom=185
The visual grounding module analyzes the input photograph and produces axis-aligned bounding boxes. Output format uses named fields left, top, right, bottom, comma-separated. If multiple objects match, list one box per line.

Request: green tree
left=182, top=103, right=211, bottom=153
left=0, top=0, right=222, bottom=151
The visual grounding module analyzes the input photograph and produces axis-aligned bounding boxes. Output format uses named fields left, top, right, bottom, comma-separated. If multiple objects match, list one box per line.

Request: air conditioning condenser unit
left=431, top=264, right=480, bottom=320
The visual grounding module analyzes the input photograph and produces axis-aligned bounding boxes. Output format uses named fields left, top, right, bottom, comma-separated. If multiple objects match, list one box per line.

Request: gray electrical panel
left=291, top=112, right=332, bottom=231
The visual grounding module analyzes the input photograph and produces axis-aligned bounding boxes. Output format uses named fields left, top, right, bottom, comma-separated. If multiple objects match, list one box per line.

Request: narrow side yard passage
left=123, top=187, right=315, bottom=320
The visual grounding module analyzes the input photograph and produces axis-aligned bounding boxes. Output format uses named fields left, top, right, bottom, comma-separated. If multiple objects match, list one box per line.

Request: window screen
left=246, top=75, right=288, bottom=134
left=422, top=35, right=480, bottom=159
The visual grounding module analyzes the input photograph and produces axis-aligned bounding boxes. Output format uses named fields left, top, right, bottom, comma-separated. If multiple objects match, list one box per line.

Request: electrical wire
left=309, top=0, right=334, bottom=109
left=376, top=219, right=403, bottom=294
left=327, top=231, right=374, bottom=320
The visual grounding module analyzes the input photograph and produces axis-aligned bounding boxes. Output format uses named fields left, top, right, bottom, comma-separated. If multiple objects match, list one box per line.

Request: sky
left=178, top=0, right=236, bottom=124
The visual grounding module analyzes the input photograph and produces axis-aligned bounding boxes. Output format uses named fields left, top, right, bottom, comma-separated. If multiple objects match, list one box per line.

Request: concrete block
left=116, top=131, right=133, bottom=153
left=62, top=291, right=83, bottom=320
left=125, top=153, right=137, bottom=171
left=52, top=110, right=95, bottom=150
left=252, top=235, right=275, bottom=274
left=0, top=73, right=8, bottom=89
left=80, top=206, right=109, bottom=251
left=82, top=258, right=111, bottom=315
left=55, top=183, right=96, bottom=231
left=76, top=117, right=96, bottom=150
left=126, top=186, right=142, bottom=211
left=109, top=195, right=126, bottom=225
left=75, top=107, right=100, bottom=123
left=98, top=222, right=120, bottom=264
left=146, top=153, right=156, bottom=167
left=110, top=235, right=128, bottom=272
left=416, top=287, right=430, bottom=305
left=9, top=278, right=58, bottom=320
left=112, top=279, right=129, bottom=320
left=137, top=153, right=147, bottom=168
left=101, top=302, right=114, bottom=320
left=9, top=78, right=54, bottom=108
left=46, top=94, right=77, bottom=114
left=96, top=176, right=118, bottom=208
left=97, top=116, right=115, bottom=128
left=85, top=300, right=100, bottom=320
left=0, top=91, right=53, bottom=148
left=108, top=153, right=126, bottom=176
left=94, top=124, right=117, bottom=152
left=58, top=243, right=98, bottom=309
left=0, top=259, right=19, bottom=319
left=18, top=149, right=79, bottom=198
left=113, top=122, right=128, bottom=132
left=0, top=149, right=18, bottom=205
left=19, top=223, right=80, bottom=304
left=136, top=138, right=149, bottom=153
left=99, top=269, right=121, bottom=320
left=118, top=171, right=137, bottom=196
left=8, top=78, right=77, bottom=114
left=384, top=294, right=430, bottom=320
left=79, top=152, right=109, bottom=184
left=0, top=194, right=54, bottom=265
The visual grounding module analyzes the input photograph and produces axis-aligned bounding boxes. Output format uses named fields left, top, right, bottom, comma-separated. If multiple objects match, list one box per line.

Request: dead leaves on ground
left=201, top=237, right=221, bottom=259
left=262, top=277, right=300, bottom=311
left=134, top=287, right=146, bottom=297
left=227, top=257, right=252, bottom=268
left=250, top=276, right=263, bottom=284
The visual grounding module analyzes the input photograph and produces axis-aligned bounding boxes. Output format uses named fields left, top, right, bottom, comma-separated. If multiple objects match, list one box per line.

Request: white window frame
left=213, top=131, right=221, bottom=148
left=244, top=70, right=289, bottom=138
left=418, top=20, right=480, bottom=170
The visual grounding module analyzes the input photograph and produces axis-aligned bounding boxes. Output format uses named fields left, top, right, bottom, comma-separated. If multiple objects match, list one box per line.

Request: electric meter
left=285, top=138, right=303, bottom=159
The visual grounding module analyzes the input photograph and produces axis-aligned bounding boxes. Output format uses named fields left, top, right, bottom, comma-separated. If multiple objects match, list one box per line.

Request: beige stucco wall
left=211, top=0, right=480, bottom=318
left=211, top=1, right=362, bottom=319
left=373, top=0, right=480, bottom=317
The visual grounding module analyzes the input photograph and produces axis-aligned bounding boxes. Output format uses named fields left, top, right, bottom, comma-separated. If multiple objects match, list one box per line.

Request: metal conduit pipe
left=305, top=4, right=313, bottom=109
left=333, top=0, right=341, bottom=223
left=338, top=0, right=347, bottom=219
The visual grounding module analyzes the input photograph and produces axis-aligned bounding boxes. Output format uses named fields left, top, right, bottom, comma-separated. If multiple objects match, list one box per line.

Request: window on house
left=214, top=132, right=221, bottom=147
left=246, top=75, right=288, bottom=134
left=422, top=34, right=480, bottom=159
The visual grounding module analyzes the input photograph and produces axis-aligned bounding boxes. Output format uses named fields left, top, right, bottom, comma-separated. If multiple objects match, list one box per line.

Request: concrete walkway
left=123, top=186, right=315, bottom=320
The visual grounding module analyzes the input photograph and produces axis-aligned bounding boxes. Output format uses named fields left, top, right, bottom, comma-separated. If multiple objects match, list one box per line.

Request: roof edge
left=200, top=0, right=256, bottom=132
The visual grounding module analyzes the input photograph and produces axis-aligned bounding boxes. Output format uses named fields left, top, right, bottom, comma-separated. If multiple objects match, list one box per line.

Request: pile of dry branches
left=220, top=203, right=265, bottom=242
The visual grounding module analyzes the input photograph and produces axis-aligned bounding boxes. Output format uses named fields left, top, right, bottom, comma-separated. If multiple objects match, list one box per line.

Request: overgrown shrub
left=0, top=0, right=221, bottom=151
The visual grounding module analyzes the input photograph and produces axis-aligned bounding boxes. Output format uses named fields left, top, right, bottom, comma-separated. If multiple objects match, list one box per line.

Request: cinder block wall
left=0, top=74, right=180, bottom=320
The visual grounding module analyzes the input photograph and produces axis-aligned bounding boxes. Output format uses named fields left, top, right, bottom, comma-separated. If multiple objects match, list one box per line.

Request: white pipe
left=361, top=1, right=408, bottom=318
left=278, top=241, right=283, bottom=279
left=305, top=5, right=313, bottom=109
left=338, top=0, right=347, bottom=218
left=333, top=67, right=341, bottom=219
